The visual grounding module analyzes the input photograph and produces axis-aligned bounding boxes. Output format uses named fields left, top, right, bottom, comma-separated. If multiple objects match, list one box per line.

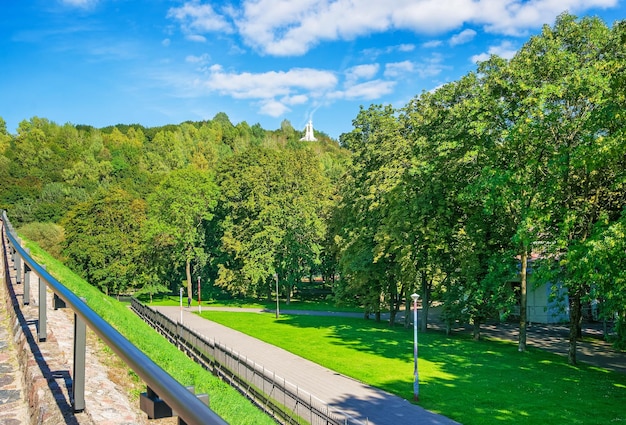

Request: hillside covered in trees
left=1, top=14, right=624, bottom=364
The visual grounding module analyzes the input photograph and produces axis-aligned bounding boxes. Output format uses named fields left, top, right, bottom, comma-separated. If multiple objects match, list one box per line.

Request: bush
left=18, top=222, right=65, bottom=260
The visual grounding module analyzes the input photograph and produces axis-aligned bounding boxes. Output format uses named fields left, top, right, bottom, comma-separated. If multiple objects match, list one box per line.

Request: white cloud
left=471, top=41, right=518, bottom=63
left=60, top=0, right=97, bottom=8
left=259, top=99, right=291, bottom=117
left=422, top=40, right=443, bottom=48
left=224, top=0, right=618, bottom=56
left=186, top=34, right=207, bottom=43
left=345, top=64, right=380, bottom=84
left=203, top=67, right=337, bottom=100
left=362, top=43, right=416, bottom=59
left=281, top=94, right=309, bottom=105
left=384, top=61, right=414, bottom=78
left=397, top=44, right=416, bottom=52
left=449, top=28, right=477, bottom=46
left=399, top=53, right=450, bottom=79
left=477, top=0, right=618, bottom=36
left=186, top=53, right=210, bottom=64
left=162, top=38, right=171, bottom=47
left=330, top=79, right=396, bottom=100
left=167, top=0, right=232, bottom=38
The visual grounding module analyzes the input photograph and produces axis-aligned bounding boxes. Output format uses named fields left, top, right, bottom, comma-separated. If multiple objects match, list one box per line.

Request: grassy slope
left=199, top=310, right=626, bottom=425
left=23, top=241, right=274, bottom=425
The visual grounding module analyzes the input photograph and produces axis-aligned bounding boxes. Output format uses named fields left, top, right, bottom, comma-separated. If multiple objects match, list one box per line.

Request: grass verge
left=145, top=293, right=362, bottom=313
left=199, top=310, right=626, bottom=425
left=23, top=240, right=275, bottom=425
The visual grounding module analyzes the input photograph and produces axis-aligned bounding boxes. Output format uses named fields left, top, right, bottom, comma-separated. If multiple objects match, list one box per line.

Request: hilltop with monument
left=300, top=120, right=317, bottom=141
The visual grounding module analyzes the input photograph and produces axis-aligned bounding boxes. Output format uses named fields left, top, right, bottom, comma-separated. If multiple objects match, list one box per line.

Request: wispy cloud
left=167, top=0, right=232, bottom=40
left=186, top=53, right=211, bottom=64
left=345, top=64, right=380, bottom=84
left=203, top=66, right=337, bottom=99
left=422, top=40, right=443, bottom=48
left=384, top=61, right=414, bottom=78
left=362, top=43, right=416, bottom=59
left=449, top=29, right=477, bottom=46
left=471, top=41, right=518, bottom=63
left=60, top=0, right=98, bottom=8
left=329, top=79, right=396, bottom=100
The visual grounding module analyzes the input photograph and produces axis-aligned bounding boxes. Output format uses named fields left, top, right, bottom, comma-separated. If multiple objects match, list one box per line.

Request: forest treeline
left=1, top=14, right=624, bottom=363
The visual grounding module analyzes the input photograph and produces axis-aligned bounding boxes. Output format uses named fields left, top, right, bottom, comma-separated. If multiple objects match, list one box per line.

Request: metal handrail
left=1, top=210, right=227, bottom=425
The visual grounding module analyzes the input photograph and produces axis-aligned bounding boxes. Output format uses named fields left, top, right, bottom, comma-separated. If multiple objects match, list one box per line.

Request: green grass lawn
left=199, top=310, right=626, bottom=425
left=22, top=241, right=275, bottom=425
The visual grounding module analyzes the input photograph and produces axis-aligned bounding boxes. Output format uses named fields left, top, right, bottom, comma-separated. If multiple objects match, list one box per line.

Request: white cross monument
left=300, top=120, right=317, bottom=141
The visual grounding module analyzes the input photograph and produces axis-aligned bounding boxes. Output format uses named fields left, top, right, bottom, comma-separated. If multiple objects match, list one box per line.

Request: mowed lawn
left=199, top=310, right=626, bottom=425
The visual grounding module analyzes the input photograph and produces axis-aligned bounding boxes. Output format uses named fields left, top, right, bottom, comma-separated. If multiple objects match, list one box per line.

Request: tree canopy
left=1, top=12, right=624, bottom=363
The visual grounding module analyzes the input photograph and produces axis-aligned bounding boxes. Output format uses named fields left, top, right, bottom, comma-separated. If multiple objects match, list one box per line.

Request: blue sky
left=1, top=0, right=624, bottom=139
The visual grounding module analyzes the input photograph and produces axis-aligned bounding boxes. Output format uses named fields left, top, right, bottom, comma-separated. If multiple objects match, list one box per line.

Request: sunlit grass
left=200, top=310, right=626, bottom=425
left=23, top=241, right=275, bottom=425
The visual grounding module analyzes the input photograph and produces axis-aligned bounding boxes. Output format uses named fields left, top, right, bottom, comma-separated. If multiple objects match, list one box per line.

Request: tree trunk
left=420, top=280, right=430, bottom=333
left=404, top=296, right=411, bottom=328
left=186, top=259, right=193, bottom=300
left=473, top=319, right=482, bottom=341
left=375, top=311, right=381, bottom=322
left=568, top=294, right=581, bottom=365
left=389, top=309, right=397, bottom=327
left=519, top=249, right=528, bottom=352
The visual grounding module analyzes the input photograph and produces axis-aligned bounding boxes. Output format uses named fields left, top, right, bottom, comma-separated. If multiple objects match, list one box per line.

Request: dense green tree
left=62, top=187, right=146, bottom=295
left=143, top=167, right=219, bottom=300
left=507, top=14, right=623, bottom=364
left=215, top=147, right=331, bottom=300
left=335, top=105, right=409, bottom=324
left=584, top=211, right=626, bottom=347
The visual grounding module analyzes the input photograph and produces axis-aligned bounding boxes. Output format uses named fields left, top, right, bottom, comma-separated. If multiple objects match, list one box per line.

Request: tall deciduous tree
left=144, top=167, right=219, bottom=300
left=335, top=104, right=409, bottom=324
left=531, top=15, right=619, bottom=365
left=62, top=187, right=146, bottom=295
left=215, top=147, right=330, bottom=300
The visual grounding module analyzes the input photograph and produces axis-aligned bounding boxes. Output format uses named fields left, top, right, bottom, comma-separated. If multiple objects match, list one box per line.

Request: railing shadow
left=2, top=235, right=78, bottom=425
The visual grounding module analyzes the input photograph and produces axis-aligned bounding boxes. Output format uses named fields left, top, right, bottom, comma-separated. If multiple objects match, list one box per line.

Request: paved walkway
left=0, top=273, right=29, bottom=425
left=154, top=306, right=459, bottom=425
left=458, top=321, right=626, bottom=374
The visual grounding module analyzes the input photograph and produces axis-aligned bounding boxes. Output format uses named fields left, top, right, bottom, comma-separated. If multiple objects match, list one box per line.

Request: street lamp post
left=274, top=273, right=280, bottom=319
left=411, top=293, right=420, bottom=401
left=179, top=287, right=183, bottom=324
left=197, top=276, right=201, bottom=314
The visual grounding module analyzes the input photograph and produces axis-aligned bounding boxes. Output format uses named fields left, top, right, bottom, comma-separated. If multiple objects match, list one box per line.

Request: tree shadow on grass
left=274, top=314, right=626, bottom=425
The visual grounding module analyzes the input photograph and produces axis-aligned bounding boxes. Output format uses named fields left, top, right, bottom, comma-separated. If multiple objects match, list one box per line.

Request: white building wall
left=527, top=281, right=569, bottom=324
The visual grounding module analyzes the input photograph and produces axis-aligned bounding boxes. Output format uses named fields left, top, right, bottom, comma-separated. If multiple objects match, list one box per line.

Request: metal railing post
left=73, top=308, right=87, bottom=412
left=15, top=240, right=22, bottom=283
left=38, top=265, right=47, bottom=341
left=24, top=261, right=31, bottom=305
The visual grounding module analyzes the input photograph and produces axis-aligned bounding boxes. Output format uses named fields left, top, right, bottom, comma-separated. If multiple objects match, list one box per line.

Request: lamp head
left=410, top=293, right=419, bottom=302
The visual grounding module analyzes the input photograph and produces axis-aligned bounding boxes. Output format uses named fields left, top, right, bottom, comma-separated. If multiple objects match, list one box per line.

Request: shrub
left=18, top=222, right=65, bottom=259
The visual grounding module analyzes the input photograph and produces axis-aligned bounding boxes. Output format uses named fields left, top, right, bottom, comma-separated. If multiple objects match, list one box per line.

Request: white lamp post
left=179, top=287, right=184, bottom=324
left=197, top=276, right=201, bottom=314
left=411, top=293, right=420, bottom=401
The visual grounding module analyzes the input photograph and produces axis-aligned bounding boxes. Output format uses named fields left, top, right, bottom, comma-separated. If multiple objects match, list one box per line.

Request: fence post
left=73, top=306, right=87, bottom=412
left=38, top=266, right=47, bottom=341
left=23, top=261, right=30, bottom=305
left=15, top=241, right=22, bottom=283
